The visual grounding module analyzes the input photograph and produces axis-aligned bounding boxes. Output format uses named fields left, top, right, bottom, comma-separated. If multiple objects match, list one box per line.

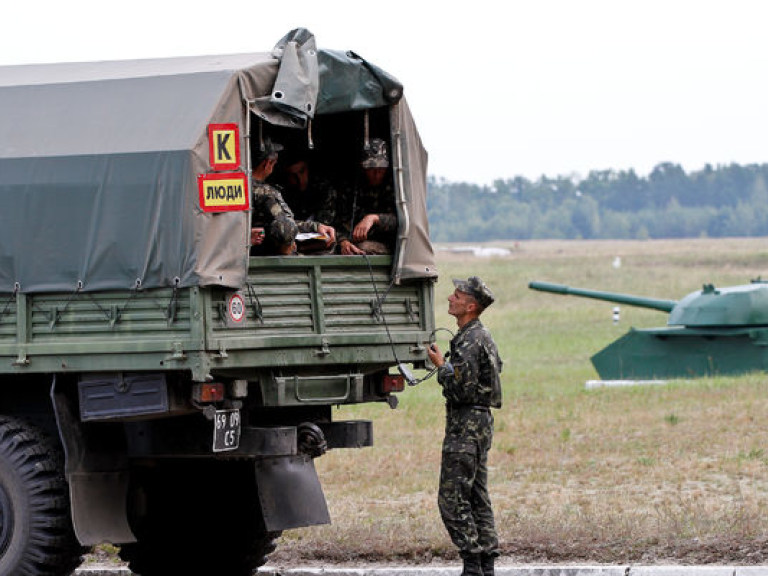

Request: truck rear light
left=382, top=374, right=405, bottom=393
left=193, top=382, right=225, bottom=403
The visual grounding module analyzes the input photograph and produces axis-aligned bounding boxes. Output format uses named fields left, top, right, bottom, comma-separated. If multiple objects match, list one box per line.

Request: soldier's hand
left=340, top=240, right=365, bottom=256
left=317, top=224, right=336, bottom=246
left=352, top=214, right=379, bottom=242
left=427, top=343, right=444, bottom=367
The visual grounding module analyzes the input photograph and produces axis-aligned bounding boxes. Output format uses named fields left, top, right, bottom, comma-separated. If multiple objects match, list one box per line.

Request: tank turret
left=528, top=279, right=768, bottom=380
left=668, top=281, right=768, bottom=326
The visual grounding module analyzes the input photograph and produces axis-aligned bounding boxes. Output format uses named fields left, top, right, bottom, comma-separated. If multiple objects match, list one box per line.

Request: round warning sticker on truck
left=221, top=291, right=250, bottom=328
left=198, top=173, right=249, bottom=212
left=228, top=293, right=246, bottom=323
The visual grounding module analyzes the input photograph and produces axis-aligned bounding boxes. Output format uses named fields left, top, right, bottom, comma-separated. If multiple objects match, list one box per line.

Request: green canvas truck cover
left=0, top=28, right=436, bottom=294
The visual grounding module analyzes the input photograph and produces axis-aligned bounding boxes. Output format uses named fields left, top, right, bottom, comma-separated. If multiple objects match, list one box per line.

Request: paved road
left=75, top=564, right=768, bottom=575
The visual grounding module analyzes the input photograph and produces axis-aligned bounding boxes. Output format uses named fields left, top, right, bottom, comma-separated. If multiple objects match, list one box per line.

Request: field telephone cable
left=363, top=254, right=453, bottom=386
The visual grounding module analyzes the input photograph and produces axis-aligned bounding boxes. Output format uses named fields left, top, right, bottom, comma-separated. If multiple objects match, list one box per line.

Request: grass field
left=272, top=238, right=768, bottom=566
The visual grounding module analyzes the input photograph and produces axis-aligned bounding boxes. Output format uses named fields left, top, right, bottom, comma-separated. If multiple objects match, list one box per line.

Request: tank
left=528, top=279, right=768, bottom=380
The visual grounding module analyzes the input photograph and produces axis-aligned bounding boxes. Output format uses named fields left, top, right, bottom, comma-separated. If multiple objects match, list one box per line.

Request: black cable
left=431, top=327, right=456, bottom=342
left=363, top=252, right=454, bottom=386
left=362, top=253, right=400, bottom=361
left=407, top=327, right=456, bottom=385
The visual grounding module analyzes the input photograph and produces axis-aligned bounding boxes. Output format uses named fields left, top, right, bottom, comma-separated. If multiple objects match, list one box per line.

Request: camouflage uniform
left=336, top=179, right=397, bottom=248
left=281, top=174, right=339, bottom=229
left=251, top=180, right=318, bottom=253
left=336, top=138, right=398, bottom=254
left=437, top=317, right=503, bottom=561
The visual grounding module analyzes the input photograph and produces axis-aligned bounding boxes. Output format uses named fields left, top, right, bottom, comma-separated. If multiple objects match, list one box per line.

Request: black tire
left=120, top=460, right=281, bottom=576
left=0, top=416, right=84, bottom=576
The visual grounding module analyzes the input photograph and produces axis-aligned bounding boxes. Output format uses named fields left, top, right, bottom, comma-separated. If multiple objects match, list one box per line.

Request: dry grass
left=271, top=238, right=768, bottom=566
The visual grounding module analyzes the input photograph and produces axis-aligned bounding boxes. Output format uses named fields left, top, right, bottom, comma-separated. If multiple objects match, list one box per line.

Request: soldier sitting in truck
left=250, top=138, right=335, bottom=255
left=337, top=138, right=398, bottom=256
left=277, top=150, right=339, bottom=252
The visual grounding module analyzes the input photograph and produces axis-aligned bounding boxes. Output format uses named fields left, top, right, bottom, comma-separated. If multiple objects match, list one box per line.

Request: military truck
left=0, top=29, right=436, bottom=576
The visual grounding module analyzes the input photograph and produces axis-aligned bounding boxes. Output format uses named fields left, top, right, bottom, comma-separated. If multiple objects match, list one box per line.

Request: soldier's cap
left=361, top=138, right=389, bottom=169
left=254, top=137, right=284, bottom=165
left=453, top=276, right=495, bottom=309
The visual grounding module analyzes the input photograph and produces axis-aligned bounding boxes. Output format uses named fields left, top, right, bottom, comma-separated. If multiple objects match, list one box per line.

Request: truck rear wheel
left=0, top=416, right=84, bottom=576
left=120, top=460, right=281, bottom=576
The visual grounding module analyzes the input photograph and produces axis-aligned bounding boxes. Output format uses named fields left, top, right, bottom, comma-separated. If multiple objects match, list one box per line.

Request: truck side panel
left=0, top=257, right=433, bottom=390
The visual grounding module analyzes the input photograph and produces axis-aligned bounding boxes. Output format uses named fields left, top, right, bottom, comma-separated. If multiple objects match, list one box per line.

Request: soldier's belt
left=446, top=404, right=490, bottom=412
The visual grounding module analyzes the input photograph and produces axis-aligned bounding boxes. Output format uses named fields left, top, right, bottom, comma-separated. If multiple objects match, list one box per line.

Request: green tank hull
left=591, top=326, right=768, bottom=380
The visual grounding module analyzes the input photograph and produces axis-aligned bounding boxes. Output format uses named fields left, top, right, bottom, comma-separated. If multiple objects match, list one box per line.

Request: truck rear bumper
left=122, top=417, right=372, bottom=458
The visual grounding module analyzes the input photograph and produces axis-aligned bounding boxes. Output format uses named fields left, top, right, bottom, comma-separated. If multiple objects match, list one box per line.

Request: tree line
left=427, top=162, right=768, bottom=242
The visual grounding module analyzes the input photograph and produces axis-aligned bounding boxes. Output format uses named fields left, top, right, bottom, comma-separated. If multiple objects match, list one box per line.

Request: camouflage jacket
left=335, top=180, right=397, bottom=244
left=251, top=180, right=317, bottom=234
left=437, top=318, right=503, bottom=409
left=280, top=175, right=338, bottom=228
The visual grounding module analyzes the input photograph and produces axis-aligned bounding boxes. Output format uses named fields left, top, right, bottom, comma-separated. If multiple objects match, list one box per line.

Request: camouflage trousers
left=346, top=239, right=391, bottom=255
left=438, top=407, right=498, bottom=558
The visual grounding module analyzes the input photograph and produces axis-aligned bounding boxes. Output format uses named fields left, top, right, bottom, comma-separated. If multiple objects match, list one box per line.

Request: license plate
left=212, top=408, right=241, bottom=452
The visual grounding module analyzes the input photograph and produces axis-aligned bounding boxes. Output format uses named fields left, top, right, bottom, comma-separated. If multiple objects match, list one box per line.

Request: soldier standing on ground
left=426, top=277, right=503, bottom=576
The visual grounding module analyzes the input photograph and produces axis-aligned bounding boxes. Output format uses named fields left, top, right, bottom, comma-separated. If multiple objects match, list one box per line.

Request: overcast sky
left=4, top=0, right=768, bottom=184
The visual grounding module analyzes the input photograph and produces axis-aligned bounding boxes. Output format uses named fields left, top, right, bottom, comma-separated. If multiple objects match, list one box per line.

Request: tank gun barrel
left=528, top=281, right=677, bottom=313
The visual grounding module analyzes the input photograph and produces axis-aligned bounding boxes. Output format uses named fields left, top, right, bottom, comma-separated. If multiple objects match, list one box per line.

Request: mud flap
left=254, top=454, right=331, bottom=531
left=51, top=377, right=136, bottom=545
left=69, top=471, right=134, bottom=544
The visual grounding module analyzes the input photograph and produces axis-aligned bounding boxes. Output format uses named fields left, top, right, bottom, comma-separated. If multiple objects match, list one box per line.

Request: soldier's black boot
left=480, top=553, right=495, bottom=576
left=460, top=553, right=483, bottom=576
